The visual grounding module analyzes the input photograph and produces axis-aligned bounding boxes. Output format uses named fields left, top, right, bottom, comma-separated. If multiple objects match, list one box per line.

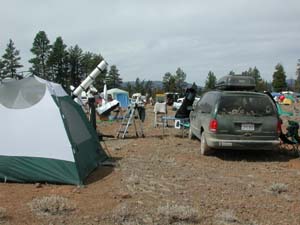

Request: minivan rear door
left=216, top=93, right=278, bottom=140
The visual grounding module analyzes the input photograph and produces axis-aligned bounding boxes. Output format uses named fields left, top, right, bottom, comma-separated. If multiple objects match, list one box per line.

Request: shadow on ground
left=85, top=157, right=122, bottom=184
left=213, top=149, right=299, bottom=162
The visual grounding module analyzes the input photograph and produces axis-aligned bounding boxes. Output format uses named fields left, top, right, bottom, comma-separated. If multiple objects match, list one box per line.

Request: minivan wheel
left=188, top=127, right=195, bottom=139
left=200, top=131, right=211, bottom=155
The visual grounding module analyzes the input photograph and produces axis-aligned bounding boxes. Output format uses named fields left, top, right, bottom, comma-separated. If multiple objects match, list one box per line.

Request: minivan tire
left=200, top=131, right=211, bottom=155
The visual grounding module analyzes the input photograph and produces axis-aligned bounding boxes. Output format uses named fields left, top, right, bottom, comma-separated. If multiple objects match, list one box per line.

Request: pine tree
left=125, top=82, right=133, bottom=97
left=48, top=37, right=69, bottom=88
left=241, top=68, right=251, bottom=76
left=204, top=71, right=216, bottom=90
left=228, top=70, right=235, bottom=76
left=2, top=39, right=23, bottom=79
left=174, top=67, right=187, bottom=94
left=295, top=60, right=300, bottom=92
left=106, top=65, right=122, bottom=89
left=81, top=52, right=94, bottom=78
left=140, top=80, right=146, bottom=95
left=68, top=45, right=83, bottom=88
left=272, top=63, right=287, bottom=92
left=0, top=59, right=4, bottom=79
left=134, top=77, right=142, bottom=93
left=256, top=79, right=269, bottom=92
left=251, top=67, right=262, bottom=85
left=145, top=80, right=153, bottom=98
left=242, top=67, right=262, bottom=85
left=80, top=52, right=106, bottom=92
left=29, top=31, right=51, bottom=79
left=162, top=72, right=176, bottom=92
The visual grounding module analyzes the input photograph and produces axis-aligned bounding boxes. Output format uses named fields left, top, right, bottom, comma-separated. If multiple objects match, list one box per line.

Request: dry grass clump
left=0, top=207, right=7, bottom=222
left=127, top=173, right=140, bottom=185
left=157, top=204, right=200, bottom=224
left=214, top=210, right=240, bottom=225
left=28, top=195, right=76, bottom=217
left=108, top=204, right=144, bottom=225
left=107, top=203, right=201, bottom=225
left=112, top=204, right=132, bottom=223
left=269, top=183, right=288, bottom=194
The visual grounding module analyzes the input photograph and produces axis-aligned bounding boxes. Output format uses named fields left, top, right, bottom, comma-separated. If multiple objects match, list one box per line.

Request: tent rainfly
left=0, top=76, right=107, bottom=185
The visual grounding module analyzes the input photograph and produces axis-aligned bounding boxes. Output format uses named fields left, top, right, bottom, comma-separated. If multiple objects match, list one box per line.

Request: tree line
left=204, top=64, right=293, bottom=93
left=0, top=30, right=296, bottom=97
left=0, top=31, right=123, bottom=93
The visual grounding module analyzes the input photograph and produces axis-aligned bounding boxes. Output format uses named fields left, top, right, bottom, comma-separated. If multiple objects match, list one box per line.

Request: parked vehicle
left=189, top=76, right=281, bottom=155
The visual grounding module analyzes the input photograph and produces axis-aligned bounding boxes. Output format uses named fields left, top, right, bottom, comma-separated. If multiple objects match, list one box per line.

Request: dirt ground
left=1, top=104, right=300, bottom=225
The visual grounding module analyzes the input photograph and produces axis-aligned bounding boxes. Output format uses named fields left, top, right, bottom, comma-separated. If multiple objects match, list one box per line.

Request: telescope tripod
left=116, top=104, right=145, bottom=139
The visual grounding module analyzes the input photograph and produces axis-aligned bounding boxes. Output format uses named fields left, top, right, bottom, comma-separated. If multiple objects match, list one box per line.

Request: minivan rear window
left=217, top=95, right=276, bottom=116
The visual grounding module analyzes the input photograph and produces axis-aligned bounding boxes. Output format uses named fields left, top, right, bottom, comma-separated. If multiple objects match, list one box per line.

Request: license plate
left=241, top=123, right=254, bottom=131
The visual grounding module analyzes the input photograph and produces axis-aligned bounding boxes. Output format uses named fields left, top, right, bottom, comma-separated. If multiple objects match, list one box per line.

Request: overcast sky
left=0, top=0, right=300, bottom=85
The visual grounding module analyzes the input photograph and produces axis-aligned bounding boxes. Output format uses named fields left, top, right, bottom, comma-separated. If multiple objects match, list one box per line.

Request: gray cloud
left=0, top=0, right=299, bottom=85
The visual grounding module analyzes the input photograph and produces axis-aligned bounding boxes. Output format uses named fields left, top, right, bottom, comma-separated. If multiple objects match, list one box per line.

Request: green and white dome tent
left=0, top=76, right=107, bottom=185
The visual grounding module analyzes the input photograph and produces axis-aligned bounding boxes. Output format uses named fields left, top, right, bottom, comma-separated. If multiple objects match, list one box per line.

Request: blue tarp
left=116, top=93, right=129, bottom=108
left=271, top=92, right=281, bottom=97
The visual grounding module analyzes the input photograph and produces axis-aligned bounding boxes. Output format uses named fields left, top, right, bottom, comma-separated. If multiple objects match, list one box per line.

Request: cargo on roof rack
left=215, top=75, right=256, bottom=91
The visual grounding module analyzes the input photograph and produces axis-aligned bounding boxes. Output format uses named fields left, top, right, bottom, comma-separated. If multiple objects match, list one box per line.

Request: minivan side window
left=198, top=92, right=217, bottom=113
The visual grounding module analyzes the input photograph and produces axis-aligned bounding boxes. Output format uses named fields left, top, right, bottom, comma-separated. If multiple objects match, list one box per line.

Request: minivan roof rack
left=215, top=75, right=256, bottom=91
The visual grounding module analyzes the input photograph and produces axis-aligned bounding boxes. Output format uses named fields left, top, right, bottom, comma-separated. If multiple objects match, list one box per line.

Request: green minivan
left=189, top=76, right=281, bottom=155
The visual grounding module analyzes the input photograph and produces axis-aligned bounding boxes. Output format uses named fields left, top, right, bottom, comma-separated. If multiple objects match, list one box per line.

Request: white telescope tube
left=72, top=60, right=108, bottom=98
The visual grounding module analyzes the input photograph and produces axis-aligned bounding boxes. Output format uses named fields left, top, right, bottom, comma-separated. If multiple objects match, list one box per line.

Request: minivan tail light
left=209, top=119, right=218, bottom=133
left=277, top=120, right=282, bottom=135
